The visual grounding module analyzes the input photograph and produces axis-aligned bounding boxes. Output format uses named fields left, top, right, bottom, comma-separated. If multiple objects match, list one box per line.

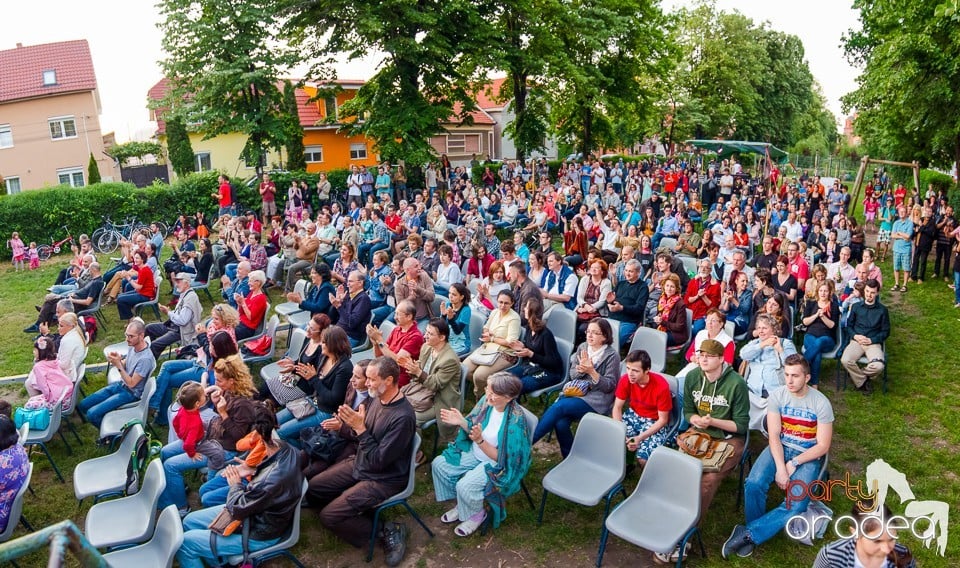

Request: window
left=43, top=70, right=57, bottom=86
left=349, top=143, right=367, bottom=160
left=324, top=97, right=337, bottom=121
left=0, top=124, right=11, bottom=148
left=304, top=145, right=323, bottom=163
left=57, top=168, right=84, bottom=188
left=5, top=177, right=21, bottom=194
left=194, top=152, right=212, bottom=172
left=243, top=150, right=265, bottom=169
left=49, top=116, right=77, bottom=140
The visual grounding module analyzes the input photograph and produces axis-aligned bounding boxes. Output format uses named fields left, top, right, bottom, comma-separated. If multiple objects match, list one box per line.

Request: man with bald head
left=394, top=257, right=435, bottom=330
left=284, top=220, right=320, bottom=292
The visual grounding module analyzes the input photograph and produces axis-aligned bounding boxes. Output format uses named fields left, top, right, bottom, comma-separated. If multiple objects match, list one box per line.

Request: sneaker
left=23, top=324, right=39, bottom=334
left=653, top=542, right=690, bottom=564
left=858, top=380, right=875, bottom=395
left=381, top=521, right=408, bottom=567
left=722, top=525, right=754, bottom=559
left=177, top=506, right=191, bottom=519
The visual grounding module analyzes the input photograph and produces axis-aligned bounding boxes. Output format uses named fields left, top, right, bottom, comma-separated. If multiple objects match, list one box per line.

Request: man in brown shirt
left=284, top=221, right=320, bottom=292
left=394, top=258, right=435, bottom=329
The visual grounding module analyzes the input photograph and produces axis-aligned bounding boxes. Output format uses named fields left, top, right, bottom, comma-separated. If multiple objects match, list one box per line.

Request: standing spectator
left=258, top=173, right=276, bottom=228
left=890, top=205, right=914, bottom=292
left=212, top=174, right=233, bottom=216
left=909, top=207, right=936, bottom=284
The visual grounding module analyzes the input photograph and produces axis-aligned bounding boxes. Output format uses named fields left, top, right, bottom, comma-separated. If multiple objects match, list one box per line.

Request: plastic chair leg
left=58, top=431, right=73, bottom=455
left=596, top=526, right=610, bottom=567
left=402, top=501, right=435, bottom=538
left=38, top=442, right=64, bottom=483
left=521, top=480, right=535, bottom=509
left=20, top=515, right=33, bottom=532
left=65, top=419, right=83, bottom=444
left=537, top=490, right=549, bottom=525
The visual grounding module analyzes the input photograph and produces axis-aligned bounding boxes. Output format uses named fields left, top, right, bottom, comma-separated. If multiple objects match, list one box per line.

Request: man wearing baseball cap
left=145, top=272, right=203, bottom=359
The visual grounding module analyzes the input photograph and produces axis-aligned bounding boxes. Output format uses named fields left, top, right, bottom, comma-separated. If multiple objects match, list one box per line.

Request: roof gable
left=475, top=77, right=508, bottom=111
left=0, top=40, right=98, bottom=104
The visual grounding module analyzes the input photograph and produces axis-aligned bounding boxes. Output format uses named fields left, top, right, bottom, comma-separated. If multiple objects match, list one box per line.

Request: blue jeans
left=50, top=283, right=78, bottom=295
left=615, top=321, right=638, bottom=347
left=117, top=291, right=151, bottom=320
left=532, top=396, right=594, bottom=458
left=954, top=271, right=960, bottom=304
left=150, top=359, right=206, bottom=425
left=744, top=446, right=823, bottom=545
left=690, top=317, right=706, bottom=337
left=276, top=407, right=332, bottom=447
left=199, top=472, right=248, bottom=508
left=802, top=334, right=836, bottom=386
left=158, top=440, right=235, bottom=510
left=176, top=504, right=280, bottom=568
left=78, top=382, right=139, bottom=428
left=371, top=304, right=394, bottom=327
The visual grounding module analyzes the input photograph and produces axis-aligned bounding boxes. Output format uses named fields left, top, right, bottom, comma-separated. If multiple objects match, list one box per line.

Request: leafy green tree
left=107, top=141, right=164, bottom=166
left=158, top=0, right=298, bottom=176
left=281, top=0, right=495, bottom=166
left=282, top=80, right=307, bottom=172
left=843, top=0, right=960, bottom=168
left=165, top=116, right=195, bottom=177
left=87, top=153, right=101, bottom=185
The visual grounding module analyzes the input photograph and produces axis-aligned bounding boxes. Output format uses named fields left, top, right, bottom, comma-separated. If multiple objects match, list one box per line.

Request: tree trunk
left=581, top=104, right=593, bottom=157
left=513, top=72, right=528, bottom=163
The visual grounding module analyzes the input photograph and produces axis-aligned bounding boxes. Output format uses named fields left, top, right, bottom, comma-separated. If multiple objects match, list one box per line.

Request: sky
left=3, top=0, right=861, bottom=143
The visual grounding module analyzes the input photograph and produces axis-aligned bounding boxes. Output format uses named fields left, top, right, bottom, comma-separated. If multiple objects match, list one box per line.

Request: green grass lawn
left=0, top=251, right=957, bottom=567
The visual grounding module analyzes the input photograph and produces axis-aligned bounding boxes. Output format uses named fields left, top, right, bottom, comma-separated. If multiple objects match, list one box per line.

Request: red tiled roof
left=447, top=101, right=495, bottom=126
left=475, top=77, right=508, bottom=110
left=0, top=40, right=98, bottom=104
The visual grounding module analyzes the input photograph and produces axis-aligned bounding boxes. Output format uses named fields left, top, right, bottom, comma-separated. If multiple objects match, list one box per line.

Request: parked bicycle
left=92, top=216, right=143, bottom=254
left=37, top=226, right=75, bottom=261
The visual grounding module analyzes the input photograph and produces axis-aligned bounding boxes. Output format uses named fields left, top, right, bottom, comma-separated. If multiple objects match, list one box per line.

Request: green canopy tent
left=685, top=140, right=788, bottom=163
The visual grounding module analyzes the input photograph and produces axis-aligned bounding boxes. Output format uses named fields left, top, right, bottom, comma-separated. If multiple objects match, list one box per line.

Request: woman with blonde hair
left=56, top=312, right=86, bottom=382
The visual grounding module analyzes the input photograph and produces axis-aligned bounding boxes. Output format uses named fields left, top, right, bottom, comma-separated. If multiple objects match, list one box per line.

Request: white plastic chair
left=527, top=337, right=574, bottom=405
left=240, top=315, right=280, bottom=364
left=627, top=327, right=668, bottom=373
left=102, top=504, right=184, bottom=568
left=260, top=328, right=308, bottom=385
left=99, top=377, right=156, bottom=443
left=597, top=447, right=705, bottom=567
left=467, top=310, right=485, bottom=354
left=545, top=307, right=576, bottom=349
left=23, top=391, right=69, bottom=482
left=275, top=279, right=310, bottom=319
left=74, top=423, right=144, bottom=504
left=85, top=459, right=166, bottom=549
left=350, top=320, right=396, bottom=364
left=538, top=414, right=627, bottom=536
left=221, top=480, right=309, bottom=567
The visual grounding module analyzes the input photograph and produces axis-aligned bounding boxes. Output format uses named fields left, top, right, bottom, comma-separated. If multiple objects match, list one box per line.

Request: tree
left=87, top=153, right=101, bottom=185
left=158, top=0, right=298, bottom=176
left=107, top=141, right=165, bottom=166
left=843, top=0, right=960, bottom=168
left=166, top=116, right=196, bottom=177
left=282, top=0, right=495, bottom=166
left=282, top=80, right=307, bottom=172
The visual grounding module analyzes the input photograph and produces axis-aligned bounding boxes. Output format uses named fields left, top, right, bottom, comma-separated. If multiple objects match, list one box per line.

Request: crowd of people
left=3, top=154, right=930, bottom=567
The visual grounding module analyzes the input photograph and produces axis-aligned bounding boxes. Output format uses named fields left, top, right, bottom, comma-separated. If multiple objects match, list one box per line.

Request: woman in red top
left=466, top=243, right=495, bottom=284
left=117, top=250, right=156, bottom=320
left=235, top=270, right=268, bottom=340
left=562, top=216, right=589, bottom=269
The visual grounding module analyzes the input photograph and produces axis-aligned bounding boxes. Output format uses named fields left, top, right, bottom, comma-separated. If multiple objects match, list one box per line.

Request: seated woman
left=652, top=273, right=688, bottom=347
left=116, top=251, right=157, bottom=321
left=801, top=280, right=840, bottom=388
left=285, top=263, right=336, bottom=321
left=24, top=336, right=74, bottom=411
left=435, top=245, right=463, bottom=294
left=773, top=255, right=798, bottom=306
left=720, top=271, right=754, bottom=336
left=812, top=505, right=916, bottom=568
left=562, top=217, right=589, bottom=268
left=612, top=349, right=672, bottom=466
left=677, top=309, right=735, bottom=380
left=804, top=263, right=829, bottom=302
left=463, top=291, right=521, bottom=397
left=573, top=259, right=611, bottom=344
left=176, top=405, right=304, bottom=568
left=532, top=318, right=619, bottom=458
left=0, top=415, right=29, bottom=535
left=740, top=314, right=798, bottom=397
left=275, top=326, right=353, bottom=445
left=260, top=314, right=331, bottom=406
left=465, top=243, right=495, bottom=285
left=469, top=261, right=510, bottom=318
left=509, top=297, right=564, bottom=394
left=401, top=318, right=462, bottom=445
left=158, top=354, right=258, bottom=514
left=431, top=372, right=531, bottom=537
left=234, top=270, right=268, bottom=341
left=442, top=283, right=472, bottom=357
left=56, top=313, right=87, bottom=382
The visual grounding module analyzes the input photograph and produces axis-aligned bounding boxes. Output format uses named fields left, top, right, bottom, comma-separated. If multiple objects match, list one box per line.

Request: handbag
left=562, top=379, right=592, bottom=398
left=401, top=381, right=435, bottom=413
left=676, top=429, right=734, bottom=473
left=176, top=343, right=199, bottom=360
left=14, top=406, right=50, bottom=431
left=241, top=335, right=272, bottom=356
left=300, top=426, right=347, bottom=463
left=468, top=346, right=501, bottom=367
left=285, top=397, right=317, bottom=420
left=207, top=506, right=242, bottom=537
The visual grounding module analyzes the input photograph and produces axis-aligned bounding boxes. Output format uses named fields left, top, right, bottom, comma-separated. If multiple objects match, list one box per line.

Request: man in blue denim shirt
left=722, top=354, right=833, bottom=558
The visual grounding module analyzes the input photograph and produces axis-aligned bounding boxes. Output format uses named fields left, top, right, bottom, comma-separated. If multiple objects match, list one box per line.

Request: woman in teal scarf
left=432, top=372, right=531, bottom=536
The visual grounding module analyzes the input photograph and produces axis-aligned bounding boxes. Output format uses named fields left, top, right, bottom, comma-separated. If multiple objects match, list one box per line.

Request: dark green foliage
left=283, top=81, right=307, bottom=172
left=107, top=141, right=165, bottom=166
left=87, top=153, right=102, bottom=185
left=166, top=116, right=196, bottom=177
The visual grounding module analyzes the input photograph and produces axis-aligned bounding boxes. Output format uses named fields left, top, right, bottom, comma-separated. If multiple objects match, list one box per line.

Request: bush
left=918, top=169, right=955, bottom=195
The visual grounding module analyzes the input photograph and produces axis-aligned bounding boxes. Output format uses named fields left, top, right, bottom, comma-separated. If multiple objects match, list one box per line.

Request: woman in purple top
left=0, top=415, right=29, bottom=534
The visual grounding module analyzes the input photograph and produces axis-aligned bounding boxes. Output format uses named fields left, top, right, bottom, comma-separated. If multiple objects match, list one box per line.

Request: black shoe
left=722, top=525, right=754, bottom=559
left=34, top=305, right=41, bottom=312
left=23, top=324, right=39, bottom=334
left=381, top=521, right=408, bottom=567
left=858, top=380, right=874, bottom=395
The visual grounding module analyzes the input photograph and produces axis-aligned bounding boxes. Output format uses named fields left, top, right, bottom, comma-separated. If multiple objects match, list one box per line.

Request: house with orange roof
left=0, top=40, right=118, bottom=193
left=429, top=101, right=497, bottom=167
left=474, top=77, right=559, bottom=162
left=148, top=78, right=379, bottom=178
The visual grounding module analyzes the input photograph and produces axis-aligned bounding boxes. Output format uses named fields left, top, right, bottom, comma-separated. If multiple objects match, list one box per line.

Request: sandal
left=440, top=507, right=459, bottom=524
left=454, top=511, right=487, bottom=537
left=900, top=286, right=907, bottom=292
left=890, top=285, right=898, bottom=292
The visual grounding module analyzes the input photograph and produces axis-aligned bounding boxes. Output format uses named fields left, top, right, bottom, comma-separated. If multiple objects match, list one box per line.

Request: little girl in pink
left=28, top=242, right=39, bottom=269
left=8, top=232, right=25, bottom=271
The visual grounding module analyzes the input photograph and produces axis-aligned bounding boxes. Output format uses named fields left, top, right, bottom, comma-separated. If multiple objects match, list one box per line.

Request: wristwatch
left=790, top=458, right=800, bottom=468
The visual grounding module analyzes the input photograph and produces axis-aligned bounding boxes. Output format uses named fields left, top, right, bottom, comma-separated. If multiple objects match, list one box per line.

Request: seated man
left=331, top=270, right=373, bottom=348
left=660, top=339, right=748, bottom=563
left=220, top=260, right=251, bottom=309
left=144, top=273, right=203, bottom=359
left=612, top=349, right=672, bottom=466
left=539, top=251, right=578, bottom=314
left=606, top=259, right=648, bottom=346
left=283, top=221, right=320, bottom=293
left=306, top=357, right=416, bottom=567
left=394, top=258, right=436, bottom=329
left=28, top=262, right=104, bottom=333
left=839, top=279, right=890, bottom=393
left=651, top=205, right=680, bottom=250
left=78, top=319, right=156, bottom=428
left=176, top=405, right=303, bottom=568
left=722, top=354, right=833, bottom=558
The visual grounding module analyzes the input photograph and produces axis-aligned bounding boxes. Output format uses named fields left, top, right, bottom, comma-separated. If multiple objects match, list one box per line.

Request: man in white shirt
left=539, top=251, right=578, bottom=314
left=347, top=165, right=363, bottom=206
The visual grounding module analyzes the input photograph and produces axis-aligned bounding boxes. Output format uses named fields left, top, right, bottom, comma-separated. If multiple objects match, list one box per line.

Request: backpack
left=83, top=315, right=98, bottom=343
left=120, top=420, right=162, bottom=494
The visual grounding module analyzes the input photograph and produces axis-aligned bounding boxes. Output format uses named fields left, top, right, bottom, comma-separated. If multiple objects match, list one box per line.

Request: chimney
left=16, top=43, right=23, bottom=48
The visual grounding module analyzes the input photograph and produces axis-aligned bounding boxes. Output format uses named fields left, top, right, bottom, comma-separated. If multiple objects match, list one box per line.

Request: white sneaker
left=652, top=542, right=690, bottom=564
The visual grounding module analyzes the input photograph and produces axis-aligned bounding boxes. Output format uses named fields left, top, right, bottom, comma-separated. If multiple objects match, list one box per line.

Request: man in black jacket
left=27, top=262, right=104, bottom=333
left=307, top=357, right=417, bottom=567
left=607, top=259, right=649, bottom=347
left=840, top=279, right=890, bottom=393
left=177, top=405, right=304, bottom=568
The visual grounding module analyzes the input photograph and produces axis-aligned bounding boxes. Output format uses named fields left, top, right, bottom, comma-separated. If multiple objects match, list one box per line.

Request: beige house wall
left=0, top=91, right=118, bottom=191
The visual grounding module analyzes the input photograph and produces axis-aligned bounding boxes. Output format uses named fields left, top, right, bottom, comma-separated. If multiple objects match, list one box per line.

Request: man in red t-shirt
left=211, top=174, right=233, bottom=217
left=893, top=183, right=907, bottom=207
left=258, top=173, right=276, bottom=226
left=612, top=349, right=673, bottom=465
